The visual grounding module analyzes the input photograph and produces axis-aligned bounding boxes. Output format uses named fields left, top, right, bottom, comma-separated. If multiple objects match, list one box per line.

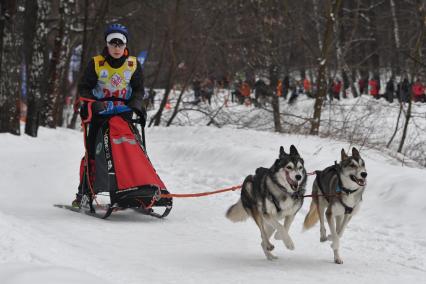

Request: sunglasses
left=107, top=42, right=126, bottom=48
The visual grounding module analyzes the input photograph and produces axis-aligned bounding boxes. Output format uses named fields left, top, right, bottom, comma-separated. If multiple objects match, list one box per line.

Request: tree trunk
left=25, top=0, right=50, bottom=137
left=151, top=0, right=181, bottom=126
left=68, top=0, right=89, bottom=129
left=312, top=0, right=323, bottom=50
left=270, top=64, right=282, bottom=132
left=387, top=102, right=403, bottom=148
left=0, top=0, right=21, bottom=135
left=57, top=49, right=73, bottom=127
left=389, top=0, right=401, bottom=76
left=42, top=0, right=73, bottom=128
left=310, top=0, right=342, bottom=135
left=398, top=4, right=425, bottom=153
left=152, top=59, right=177, bottom=126
left=366, top=0, right=380, bottom=76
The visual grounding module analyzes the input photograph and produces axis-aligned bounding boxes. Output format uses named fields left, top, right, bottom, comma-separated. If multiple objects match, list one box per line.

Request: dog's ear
left=341, top=148, right=348, bottom=161
left=279, top=146, right=287, bottom=158
left=352, top=147, right=360, bottom=159
left=290, top=145, right=300, bottom=156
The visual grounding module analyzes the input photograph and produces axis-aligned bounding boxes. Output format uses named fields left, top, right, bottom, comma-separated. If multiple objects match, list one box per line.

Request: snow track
left=1, top=126, right=425, bottom=283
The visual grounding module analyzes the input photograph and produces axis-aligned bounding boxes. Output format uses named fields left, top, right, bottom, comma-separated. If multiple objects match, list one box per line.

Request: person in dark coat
left=385, top=78, right=395, bottom=103
left=283, top=75, right=290, bottom=99
left=398, top=78, right=410, bottom=103
left=358, top=77, right=369, bottom=95
left=72, top=23, right=146, bottom=207
left=192, top=77, right=201, bottom=105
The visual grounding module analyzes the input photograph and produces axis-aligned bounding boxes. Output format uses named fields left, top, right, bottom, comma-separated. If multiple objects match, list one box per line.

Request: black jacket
left=78, top=47, right=145, bottom=114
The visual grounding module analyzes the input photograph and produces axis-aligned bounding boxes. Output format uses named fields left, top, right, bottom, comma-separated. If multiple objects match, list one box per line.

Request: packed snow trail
left=1, top=126, right=425, bottom=283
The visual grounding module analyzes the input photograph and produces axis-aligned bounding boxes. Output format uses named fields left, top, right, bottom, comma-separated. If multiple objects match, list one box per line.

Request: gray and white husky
left=226, top=145, right=307, bottom=260
left=303, top=147, right=367, bottom=264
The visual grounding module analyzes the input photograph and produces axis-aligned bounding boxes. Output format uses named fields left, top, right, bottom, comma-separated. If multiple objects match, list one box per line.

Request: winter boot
left=71, top=193, right=82, bottom=208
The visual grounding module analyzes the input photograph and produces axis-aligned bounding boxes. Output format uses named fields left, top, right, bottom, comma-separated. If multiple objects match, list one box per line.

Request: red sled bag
left=88, top=115, right=171, bottom=217
left=109, top=116, right=165, bottom=191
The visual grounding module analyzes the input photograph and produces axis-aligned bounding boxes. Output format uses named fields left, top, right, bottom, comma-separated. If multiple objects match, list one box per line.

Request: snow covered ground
left=1, top=125, right=426, bottom=283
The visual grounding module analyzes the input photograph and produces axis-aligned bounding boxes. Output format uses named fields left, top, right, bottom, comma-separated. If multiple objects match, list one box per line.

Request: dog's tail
left=303, top=200, right=319, bottom=231
left=226, top=199, right=248, bottom=222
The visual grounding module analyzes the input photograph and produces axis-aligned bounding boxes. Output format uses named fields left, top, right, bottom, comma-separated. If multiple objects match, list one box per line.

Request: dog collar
left=336, top=184, right=358, bottom=195
left=334, top=163, right=360, bottom=195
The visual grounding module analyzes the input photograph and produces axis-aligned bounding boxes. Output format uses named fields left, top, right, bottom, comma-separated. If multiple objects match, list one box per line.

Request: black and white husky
left=226, top=145, right=307, bottom=260
left=303, top=147, right=367, bottom=264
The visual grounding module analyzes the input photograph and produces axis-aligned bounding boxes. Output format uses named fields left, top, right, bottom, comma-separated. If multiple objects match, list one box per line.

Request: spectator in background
left=385, top=77, right=395, bottom=103
left=342, top=73, right=350, bottom=98
left=332, top=79, right=342, bottom=100
left=200, top=77, right=214, bottom=105
left=222, top=75, right=230, bottom=89
left=369, top=77, right=380, bottom=99
left=192, top=77, right=201, bottom=105
left=276, top=79, right=283, bottom=98
left=358, top=77, right=367, bottom=95
left=254, top=79, right=268, bottom=107
left=240, top=80, right=252, bottom=106
left=283, top=75, right=290, bottom=99
left=397, top=78, right=410, bottom=103
left=412, top=79, right=425, bottom=103
left=303, top=77, right=312, bottom=98
left=288, top=80, right=299, bottom=105
left=298, top=80, right=304, bottom=95
left=328, top=78, right=334, bottom=101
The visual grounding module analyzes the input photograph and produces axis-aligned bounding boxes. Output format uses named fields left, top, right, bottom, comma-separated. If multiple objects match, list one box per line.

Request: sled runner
left=56, top=99, right=172, bottom=219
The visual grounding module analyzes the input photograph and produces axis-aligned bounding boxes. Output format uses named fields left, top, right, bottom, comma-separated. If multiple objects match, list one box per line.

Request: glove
left=92, top=101, right=105, bottom=114
left=80, top=101, right=106, bottom=119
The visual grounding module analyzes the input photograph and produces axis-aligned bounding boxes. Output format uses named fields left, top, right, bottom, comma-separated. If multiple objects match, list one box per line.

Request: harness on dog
left=261, top=170, right=282, bottom=214
left=265, top=172, right=305, bottom=215
left=250, top=168, right=280, bottom=214
left=338, top=197, right=354, bottom=214
left=316, top=163, right=356, bottom=215
left=254, top=164, right=305, bottom=215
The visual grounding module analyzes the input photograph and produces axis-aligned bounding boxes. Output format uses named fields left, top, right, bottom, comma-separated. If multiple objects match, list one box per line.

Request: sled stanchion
left=142, top=126, right=147, bottom=151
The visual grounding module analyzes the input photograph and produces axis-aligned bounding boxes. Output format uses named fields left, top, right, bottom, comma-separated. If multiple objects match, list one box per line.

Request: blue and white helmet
left=104, top=23, right=129, bottom=44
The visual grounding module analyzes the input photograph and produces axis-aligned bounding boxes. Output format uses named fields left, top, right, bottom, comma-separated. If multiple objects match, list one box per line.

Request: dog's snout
left=361, top=172, right=367, bottom=178
left=295, top=174, right=302, bottom=181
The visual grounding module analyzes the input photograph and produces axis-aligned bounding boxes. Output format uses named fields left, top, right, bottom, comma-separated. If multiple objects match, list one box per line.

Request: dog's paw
left=284, top=238, right=295, bottom=250
left=320, top=236, right=328, bottom=242
left=262, top=241, right=274, bottom=251
left=334, top=257, right=344, bottom=264
left=266, top=253, right=278, bottom=261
